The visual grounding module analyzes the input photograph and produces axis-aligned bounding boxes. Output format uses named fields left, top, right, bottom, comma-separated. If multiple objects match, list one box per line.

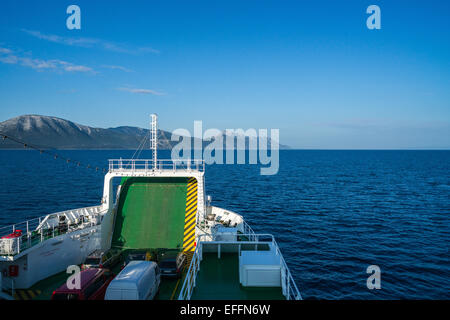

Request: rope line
left=124, top=130, right=151, bottom=168
left=130, top=131, right=149, bottom=160
left=0, top=131, right=107, bottom=174
left=134, top=131, right=150, bottom=160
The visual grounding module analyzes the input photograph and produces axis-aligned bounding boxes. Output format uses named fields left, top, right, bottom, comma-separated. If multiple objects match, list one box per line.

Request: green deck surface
left=112, top=177, right=188, bottom=250
left=191, top=253, right=285, bottom=300
left=30, top=271, right=69, bottom=300
left=156, top=273, right=186, bottom=300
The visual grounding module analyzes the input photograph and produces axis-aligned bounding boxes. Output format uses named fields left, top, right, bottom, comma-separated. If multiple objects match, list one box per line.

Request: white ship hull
left=0, top=224, right=101, bottom=289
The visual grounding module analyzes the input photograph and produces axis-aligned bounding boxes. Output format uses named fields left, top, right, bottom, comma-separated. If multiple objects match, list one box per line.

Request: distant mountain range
left=0, top=115, right=289, bottom=150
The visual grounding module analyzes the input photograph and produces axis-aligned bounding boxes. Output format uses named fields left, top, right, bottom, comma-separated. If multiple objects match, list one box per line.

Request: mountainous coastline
left=0, top=115, right=289, bottom=150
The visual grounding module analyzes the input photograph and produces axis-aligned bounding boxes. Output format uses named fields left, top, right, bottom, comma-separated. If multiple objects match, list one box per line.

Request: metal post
left=193, top=260, right=197, bottom=288
left=287, top=278, right=290, bottom=300
left=26, top=221, right=30, bottom=248
left=150, top=114, right=158, bottom=169
left=187, top=274, right=190, bottom=299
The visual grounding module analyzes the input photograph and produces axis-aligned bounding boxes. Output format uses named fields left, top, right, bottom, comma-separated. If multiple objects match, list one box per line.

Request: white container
left=105, top=261, right=161, bottom=300
left=239, top=251, right=282, bottom=287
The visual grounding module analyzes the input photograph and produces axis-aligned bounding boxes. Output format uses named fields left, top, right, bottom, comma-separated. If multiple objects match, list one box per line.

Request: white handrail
left=108, top=159, right=205, bottom=173
left=271, top=237, right=303, bottom=300
left=241, top=221, right=256, bottom=241
left=0, top=205, right=104, bottom=256
left=178, top=246, right=202, bottom=300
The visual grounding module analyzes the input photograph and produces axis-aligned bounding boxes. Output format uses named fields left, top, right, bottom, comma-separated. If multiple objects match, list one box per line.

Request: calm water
left=0, top=150, right=449, bottom=299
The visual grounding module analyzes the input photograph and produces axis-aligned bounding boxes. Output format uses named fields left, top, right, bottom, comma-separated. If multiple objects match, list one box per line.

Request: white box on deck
left=239, top=250, right=282, bottom=287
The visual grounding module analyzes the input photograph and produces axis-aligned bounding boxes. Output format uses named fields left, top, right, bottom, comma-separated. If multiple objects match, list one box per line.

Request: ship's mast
left=150, top=114, right=158, bottom=169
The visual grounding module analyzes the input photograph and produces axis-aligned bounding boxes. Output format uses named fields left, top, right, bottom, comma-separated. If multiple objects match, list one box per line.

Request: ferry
left=0, top=115, right=301, bottom=301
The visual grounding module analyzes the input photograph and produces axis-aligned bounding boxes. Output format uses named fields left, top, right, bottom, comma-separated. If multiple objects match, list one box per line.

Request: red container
left=1, top=230, right=22, bottom=239
left=9, top=265, right=19, bottom=277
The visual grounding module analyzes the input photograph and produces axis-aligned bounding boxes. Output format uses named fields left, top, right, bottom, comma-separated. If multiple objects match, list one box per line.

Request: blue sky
left=0, top=0, right=449, bottom=149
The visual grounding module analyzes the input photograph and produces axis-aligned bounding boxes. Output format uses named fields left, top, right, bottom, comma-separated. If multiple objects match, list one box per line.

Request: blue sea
left=0, top=150, right=449, bottom=299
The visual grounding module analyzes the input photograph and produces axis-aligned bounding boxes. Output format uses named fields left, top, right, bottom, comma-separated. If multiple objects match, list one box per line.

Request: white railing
left=178, top=233, right=302, bottom=300
left=241, top=220, right=257, bottom=241
left=108, top=159, right=205, bottom=173
left=178, top=246, right=202, bottom=300
left=270, top=237, right=303, bottom=300
left=0, top=205, right=104, bottom=256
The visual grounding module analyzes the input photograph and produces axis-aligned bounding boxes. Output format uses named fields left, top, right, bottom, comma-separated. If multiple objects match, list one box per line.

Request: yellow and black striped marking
left=183, top=177, right=197, bottom=260
left=14, top=289, right=41, bottom=300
